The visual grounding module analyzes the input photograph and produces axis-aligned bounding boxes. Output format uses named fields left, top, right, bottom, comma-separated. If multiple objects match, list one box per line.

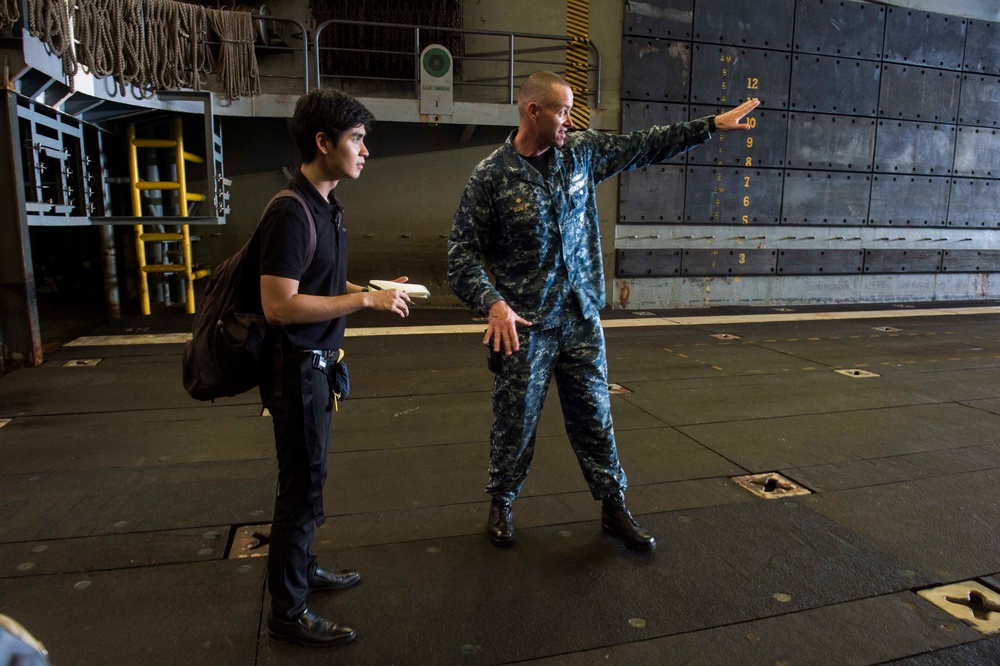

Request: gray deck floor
left=3, top=303, right=1000, bottom=664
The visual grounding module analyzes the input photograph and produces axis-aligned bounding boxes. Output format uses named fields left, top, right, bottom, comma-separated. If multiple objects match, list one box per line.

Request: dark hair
left=291, top=88, right=374, bottom=163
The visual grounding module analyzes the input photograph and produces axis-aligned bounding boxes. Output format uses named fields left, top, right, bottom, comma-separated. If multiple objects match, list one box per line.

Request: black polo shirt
left=257, top=170, right=349, bottom=351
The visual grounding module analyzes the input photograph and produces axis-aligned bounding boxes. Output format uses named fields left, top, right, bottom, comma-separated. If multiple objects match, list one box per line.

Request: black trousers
left=259, top=346, right=333, bottom=619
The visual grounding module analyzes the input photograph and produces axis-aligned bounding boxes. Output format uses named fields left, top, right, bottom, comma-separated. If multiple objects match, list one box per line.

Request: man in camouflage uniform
left=448, top=70, right=759, bottom=550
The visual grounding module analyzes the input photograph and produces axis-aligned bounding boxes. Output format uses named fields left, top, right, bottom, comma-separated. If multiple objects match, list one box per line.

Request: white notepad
left=368, top=280, right=431, bottom=298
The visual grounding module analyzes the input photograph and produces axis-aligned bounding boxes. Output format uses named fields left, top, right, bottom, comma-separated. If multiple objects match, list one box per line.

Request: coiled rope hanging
left=207, top=6, right=259, bottom=101
left=27, top=0, right=78, bottom=84
left=143, top=0, right=214, bottom=91
left=0, top=0, right=20, bottom=31
left=29, top=0, right=259, bottom=101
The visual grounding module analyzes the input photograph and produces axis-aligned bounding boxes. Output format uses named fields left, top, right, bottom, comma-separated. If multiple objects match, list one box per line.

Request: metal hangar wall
left=614, top=0, right=1000, bottom=308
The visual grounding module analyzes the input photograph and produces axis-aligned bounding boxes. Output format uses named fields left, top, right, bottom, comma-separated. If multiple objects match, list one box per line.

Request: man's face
left=536, top=84, right=574, bottom=148
left=323, top=124, right=368, bottom=181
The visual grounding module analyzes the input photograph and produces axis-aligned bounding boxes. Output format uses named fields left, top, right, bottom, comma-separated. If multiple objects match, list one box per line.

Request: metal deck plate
left=284, top=502, right=931, bottom=664
left=834, top=368, right=881, bottom=378
left=917, top=581, right=1000, bottom=635
left=732, top=472, right=811, bottom=499
left=0, top=560, right=264, bottom=666
left=679, top=402, right=1000, bottom=473
left=790, top=445, right=1000, bottom=493
left=806, top=468, right=1000, bottom=581
left=522, top=592, right=976, bottom=665
left=229, top=524, right=271, bottom=559
left=60, top=358, right=102, bottom=367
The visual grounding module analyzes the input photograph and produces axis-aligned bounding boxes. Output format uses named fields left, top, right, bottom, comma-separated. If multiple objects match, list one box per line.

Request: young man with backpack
left=257, top=89, right=411, bottom=647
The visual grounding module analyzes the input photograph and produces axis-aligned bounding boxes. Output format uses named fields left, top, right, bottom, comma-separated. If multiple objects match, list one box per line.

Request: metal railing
left=249, top=14, right=310, bottom=95
left=311, top=19, right=601, bottom=108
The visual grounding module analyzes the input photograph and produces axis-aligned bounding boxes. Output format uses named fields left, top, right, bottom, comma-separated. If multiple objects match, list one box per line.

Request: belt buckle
left=311, top=351, right=328, bottom=372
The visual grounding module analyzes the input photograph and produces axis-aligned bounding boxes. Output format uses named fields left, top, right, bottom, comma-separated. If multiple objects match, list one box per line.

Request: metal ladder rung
left=139, top=232, right=184, bottom=242
left=186, top=192, right=206, bottom=202
left=183, top=151, right=205, bottom=164
left=140, top=265, right=210, bottom=280
left=136, top=181, right=180, bottom=191
left=132, top=138, right=177, bottom=149
left=142, top=264, right=187, bottom=274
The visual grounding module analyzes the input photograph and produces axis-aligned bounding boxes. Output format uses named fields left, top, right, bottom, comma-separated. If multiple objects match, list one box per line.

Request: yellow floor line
left=62, top=305, right=1000, bottom=347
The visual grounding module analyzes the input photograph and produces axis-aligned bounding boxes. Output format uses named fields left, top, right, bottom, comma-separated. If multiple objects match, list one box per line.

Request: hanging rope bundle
left=29, top=0, right=262, bottom=101
left=27, top=0, right=78, bottom=83
left=0, top=0, right=20, bottom=31
left=207, top=6, right=260, bottom=101
left=74, top=0, right=149, bottom=96
left=176, top=1, right=214, bottom=90
left=144, top=0, right=213, bottom=91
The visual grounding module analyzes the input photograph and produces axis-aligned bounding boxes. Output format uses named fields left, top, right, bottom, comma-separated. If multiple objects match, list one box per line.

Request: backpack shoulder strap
left=263, top=189, right=318, bottom=272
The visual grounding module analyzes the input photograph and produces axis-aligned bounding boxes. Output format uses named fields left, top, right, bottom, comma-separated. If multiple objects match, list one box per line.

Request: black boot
left=487, top=498, right=515, bottom=547
left=602, top=492, right=655, bottom=550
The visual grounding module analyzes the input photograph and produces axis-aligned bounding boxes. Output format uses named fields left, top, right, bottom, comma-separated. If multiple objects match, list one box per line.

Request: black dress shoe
left=602, top=492, right=656, bottom=551
left=266, top=608, right=356, bottom=647
left=309, top=566, right=361, bottom=593
left=487, top=498, right=515, bottom=547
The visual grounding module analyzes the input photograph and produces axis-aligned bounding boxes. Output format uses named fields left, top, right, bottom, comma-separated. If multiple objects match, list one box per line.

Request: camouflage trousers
left=486, top=316, right=628, bottom=503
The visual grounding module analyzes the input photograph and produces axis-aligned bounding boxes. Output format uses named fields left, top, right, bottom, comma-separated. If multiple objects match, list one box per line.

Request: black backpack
left=182, top=190, right=316, bottom=401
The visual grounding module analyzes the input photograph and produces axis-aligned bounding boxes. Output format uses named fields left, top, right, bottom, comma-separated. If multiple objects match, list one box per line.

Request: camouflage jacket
left=448, top=119, right=712, bottom=328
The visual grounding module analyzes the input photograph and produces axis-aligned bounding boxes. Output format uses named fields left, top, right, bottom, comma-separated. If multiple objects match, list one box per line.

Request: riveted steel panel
left=958, top=74, right=1000, bottom=127
left=953, top=128, right=1000, bottom=178
left=689, top=106, right=787, bottom=168
left=869, top=175, right=951, bottom=226
left=624, top=0, right=693, bottom=40
left=786, top=114, right=876, bottom=171
left=781, top=171, right=870, bottom=225
left=878, top=65, right=961, bottom=123
left=615, top=248, right=683, bottom=277
left=621, top=101, right=688, bottom=165
left=776, top=249, right=865, bottom=275
left=684, top=166, right=783, bottom=225
left=622, top=38, right=691, bottom=102
left=692, top=0, right=794, bottom=51
left=964, top=20, right=1000, bottom=75
left=619, top=166, right=687, bottom=223
left=789, top=56, right=881, bottom=117
left=941, top=250, right=1000, bottom=272
left=863, top=249, right=942, bottom=273
left=681, top=248, right=778, bottom=275
left=883, top=6, right=967, bottom=69
left=793, top=0, right=885, bottom=60
left=873, top=120, right=957, bottom=175
left=948, top=179, right=1000, bottom=228
left=690, top=45, right=791, bottom=109
left=621, top=101, right=689, bottom=133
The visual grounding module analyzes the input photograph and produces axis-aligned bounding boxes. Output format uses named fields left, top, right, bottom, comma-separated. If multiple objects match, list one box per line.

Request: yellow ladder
left=127, top=118, right=209, bottom=315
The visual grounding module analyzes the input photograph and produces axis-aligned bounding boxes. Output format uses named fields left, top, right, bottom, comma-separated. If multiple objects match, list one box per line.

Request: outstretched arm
left=713, top=98, right=761, bottom=132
